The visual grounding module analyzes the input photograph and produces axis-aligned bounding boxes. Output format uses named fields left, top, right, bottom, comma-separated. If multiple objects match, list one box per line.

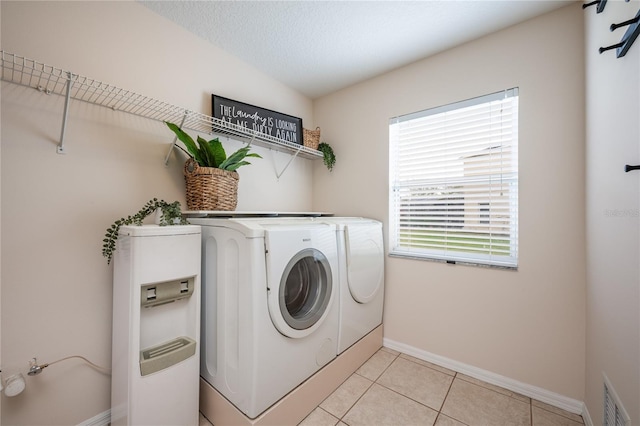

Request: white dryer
left=188, top=217, right=339, bottom=419
left=320, top=218, right=385, bottom=354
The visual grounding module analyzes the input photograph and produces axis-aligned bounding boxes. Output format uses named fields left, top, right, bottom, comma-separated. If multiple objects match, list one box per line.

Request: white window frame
left=389, top=88, right=519, bottom=269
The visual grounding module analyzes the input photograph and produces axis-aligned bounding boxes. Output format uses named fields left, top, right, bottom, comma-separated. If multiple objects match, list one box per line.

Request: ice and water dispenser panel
left=141, top=278, right=194, bottom=308
left=112, top=225, right=201, bottom=426
left=139, top=278, right=197, bottom=376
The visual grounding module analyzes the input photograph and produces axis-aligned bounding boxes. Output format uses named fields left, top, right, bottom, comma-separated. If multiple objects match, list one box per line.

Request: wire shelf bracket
left=57, top=71, right=73, bottom=154
left=1, top=51, right=322, bottom=175
left=274, top=144, right=304, bottom=180
left=163, top=111, right=189, bottom=166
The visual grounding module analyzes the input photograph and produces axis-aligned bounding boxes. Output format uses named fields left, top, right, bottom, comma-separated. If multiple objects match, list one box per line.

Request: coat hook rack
left=583, top=0, right=607, bottom=13
left=600, top=9, right=640, bottom=58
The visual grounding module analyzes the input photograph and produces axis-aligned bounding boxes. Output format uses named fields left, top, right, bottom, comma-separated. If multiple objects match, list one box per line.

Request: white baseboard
left=77, top=409, right=111, bottom=426
left=383, top=337, right=584, bottom=415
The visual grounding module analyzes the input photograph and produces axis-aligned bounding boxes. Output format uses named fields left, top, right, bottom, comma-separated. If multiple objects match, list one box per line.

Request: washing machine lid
left=183, top=211, right=332, bottom=218
left=345, top=222, right=384, bottom=304
left=188, top=217, right=333, bottom=238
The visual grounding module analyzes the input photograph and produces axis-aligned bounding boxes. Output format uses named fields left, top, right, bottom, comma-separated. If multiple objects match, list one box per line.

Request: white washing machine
left=320, top=218, right=385, bottom=354
left=188, top=216, right=339, bottom=419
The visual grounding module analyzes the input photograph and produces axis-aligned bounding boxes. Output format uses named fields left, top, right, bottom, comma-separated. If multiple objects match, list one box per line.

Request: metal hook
left=599, top=42, right=625, bottom=54
left=582, top=0, right=607, bottom=13
left=624, top=165, right=640, bottom=173
left=611, top=16, right=640, bottom=32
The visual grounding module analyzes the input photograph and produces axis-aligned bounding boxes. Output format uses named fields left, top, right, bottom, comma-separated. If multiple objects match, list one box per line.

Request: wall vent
left=603, top=374, right=631, bottom=426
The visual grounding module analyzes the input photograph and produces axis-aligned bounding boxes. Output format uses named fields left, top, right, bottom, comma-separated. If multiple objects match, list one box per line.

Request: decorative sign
left=212, top=95, right=303, bottom=145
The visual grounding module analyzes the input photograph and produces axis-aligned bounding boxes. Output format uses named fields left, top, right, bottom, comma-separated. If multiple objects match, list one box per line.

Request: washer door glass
left=280, top=248, right=332, bottom=330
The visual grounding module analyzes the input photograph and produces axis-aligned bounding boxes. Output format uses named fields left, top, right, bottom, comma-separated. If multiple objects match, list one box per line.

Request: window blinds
left=389, top=88, right=519, bottom=268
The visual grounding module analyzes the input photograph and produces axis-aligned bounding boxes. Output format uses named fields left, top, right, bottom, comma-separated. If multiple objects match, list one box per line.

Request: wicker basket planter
left=183, top=158, right=239, bottom=211
left=303, top=127, right=321, bottom=150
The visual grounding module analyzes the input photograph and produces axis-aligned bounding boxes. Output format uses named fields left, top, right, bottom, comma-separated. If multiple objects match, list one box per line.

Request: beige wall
left=0, top=2, right=3, bottom=422
left=584, top=0, right=640, bottom=424
left=313, top=3, right=586, bottom=400
left=0, top=1, right=314, bottom=424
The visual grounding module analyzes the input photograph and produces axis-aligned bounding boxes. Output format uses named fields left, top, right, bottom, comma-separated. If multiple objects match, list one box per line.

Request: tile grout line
left=530, top=395, right=534, bottom=426
left=531, top=399, right=585, bottom=425
left=338, top=372, right=375, bottom=424
left=399, top=353, right=458, bottom=378
left=453, top=374, right=583, bottom=424
left=433, top=371, right=460, bottom=426
left=368, top=362, right=459, bottom=423
left=371, top=378, right=442, bottom=415
left=370, top=350, right=401, bottom=382
left=531, top=402, right=585, bottom=424
left=335, top=351, right=401, bottom=425
left=374, top=356, right=498, bottom=425
left=455, top=374, right=531, bottom=404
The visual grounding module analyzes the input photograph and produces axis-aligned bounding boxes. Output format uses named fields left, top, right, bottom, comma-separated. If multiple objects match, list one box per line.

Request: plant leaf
left=207, top=138, right=227, bottom=168
left=102, top=198, right=187, bottom=264
left=165, top=122, right=203, bottom=164
left=197, top=136, right=216, bottom=167
left=225, top=161, right=251, bottom=171
left=219, top=146, right=251, bottom=170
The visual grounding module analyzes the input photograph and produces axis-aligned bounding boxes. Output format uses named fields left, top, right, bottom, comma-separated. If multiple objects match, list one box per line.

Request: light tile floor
left=200, top=347, right=585, bottom=426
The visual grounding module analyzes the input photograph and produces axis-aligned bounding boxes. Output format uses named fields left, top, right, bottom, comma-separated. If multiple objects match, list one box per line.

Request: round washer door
left=346, top=224, right=384, bottom=304
left=269, top=248, right=333, bottom=338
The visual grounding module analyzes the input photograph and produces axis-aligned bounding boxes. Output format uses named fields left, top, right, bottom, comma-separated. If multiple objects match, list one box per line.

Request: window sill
left=388, top=251, right=518, bottom=271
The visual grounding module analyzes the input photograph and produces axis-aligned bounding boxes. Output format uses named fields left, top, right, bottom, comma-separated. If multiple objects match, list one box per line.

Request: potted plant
left=165, top=122, right=262, bottom=211
left=317, top=142, right=336, bottom=172
left=102, top=198, right=188, bottom=264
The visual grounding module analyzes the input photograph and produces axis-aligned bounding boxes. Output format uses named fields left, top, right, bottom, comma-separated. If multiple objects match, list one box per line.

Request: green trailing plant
left=317, top=142, right=336, bottom=172
left=102, top=198, right=189, bottom=264
left=165, top=122, right=262, bottom=171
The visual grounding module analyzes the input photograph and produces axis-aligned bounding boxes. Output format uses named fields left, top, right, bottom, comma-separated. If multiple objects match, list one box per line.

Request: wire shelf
left=0, top=50, right=322, bottom=160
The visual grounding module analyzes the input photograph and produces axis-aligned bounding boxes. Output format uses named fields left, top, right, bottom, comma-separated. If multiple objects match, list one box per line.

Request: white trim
left=583, top=402, right=594, bottom=426
left=383, top=337, right=584, bottom=415
left=391, top=88, right=519, bottom=123
left=76, top=409, right=111, bottom=426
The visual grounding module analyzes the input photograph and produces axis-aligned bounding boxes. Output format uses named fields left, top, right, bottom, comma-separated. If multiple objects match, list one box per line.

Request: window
left=389, top=88, right=519, bottom=269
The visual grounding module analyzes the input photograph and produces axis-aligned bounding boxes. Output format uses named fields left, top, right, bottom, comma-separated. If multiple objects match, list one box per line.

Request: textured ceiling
left=141, top=1, right=575, bottom=99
